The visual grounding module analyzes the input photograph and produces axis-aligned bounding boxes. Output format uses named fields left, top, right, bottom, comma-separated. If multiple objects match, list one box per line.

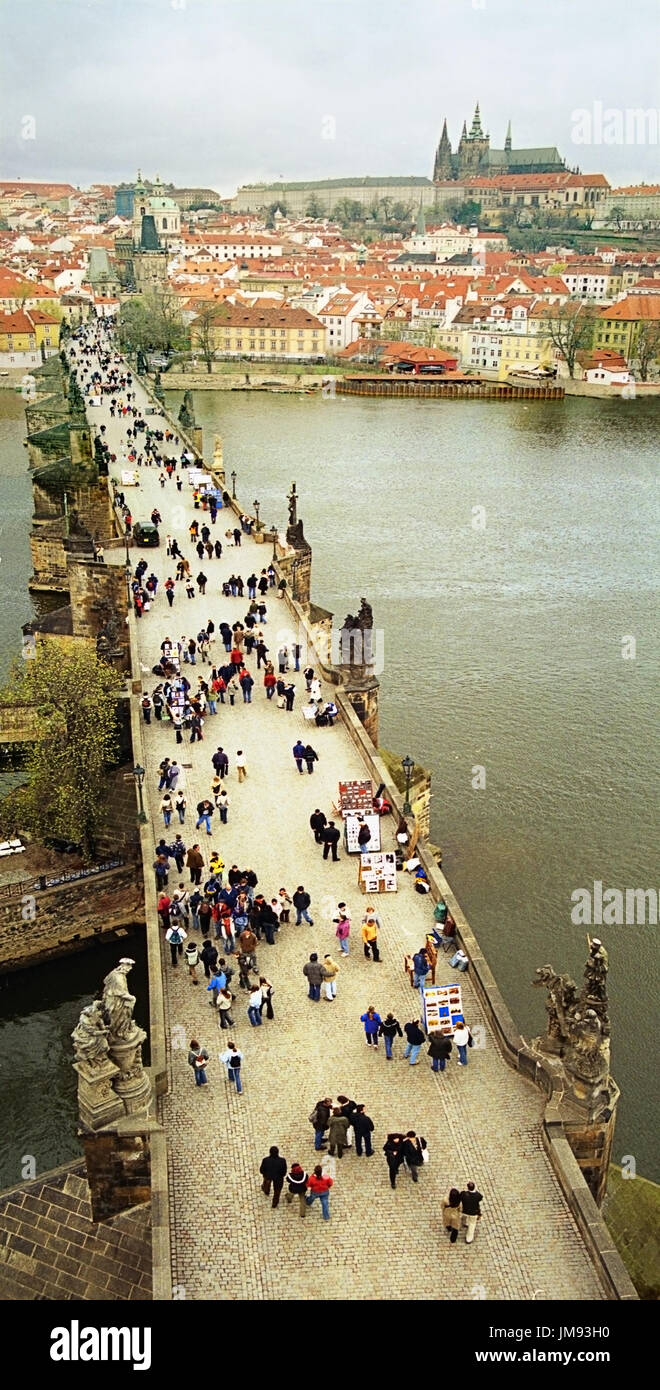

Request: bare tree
left=191, top=302, right=220, bottom=373
left=633, top=319, right=660, bottom=381
left=542, top=305, right=594, bottom=378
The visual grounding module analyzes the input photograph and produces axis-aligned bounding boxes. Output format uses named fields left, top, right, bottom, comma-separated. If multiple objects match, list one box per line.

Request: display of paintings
left=421, top=982, right=464, bottom=1035
left=338, top=780, right=373, bottom=816
left=358, top=850, right=397, bottom=893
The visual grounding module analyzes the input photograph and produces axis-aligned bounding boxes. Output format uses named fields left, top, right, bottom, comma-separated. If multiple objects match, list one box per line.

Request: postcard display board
left=422, top=982, right=464, bottom=1035
left=338, top=780, right=373, bottom=816
left=358, top=851, right=397, bottom=894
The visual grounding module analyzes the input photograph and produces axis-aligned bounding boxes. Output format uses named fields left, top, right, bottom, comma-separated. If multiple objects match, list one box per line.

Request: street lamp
left=253, top=498, right=260, bottom=527
left=231, top=470, right=237, bottom=499
left=401, top=754, right=415, bottom=815
left=133, top=763, right=147, bottom=823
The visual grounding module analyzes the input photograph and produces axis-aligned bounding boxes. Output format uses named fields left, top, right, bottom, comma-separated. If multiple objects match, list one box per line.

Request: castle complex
left=233, top=105, right=567, bottom=215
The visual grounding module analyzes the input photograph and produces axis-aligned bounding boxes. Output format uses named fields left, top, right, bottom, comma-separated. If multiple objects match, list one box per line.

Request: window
left=162, top=218, right=167, bottom=230
left=236, top=338, right=242, bottom=348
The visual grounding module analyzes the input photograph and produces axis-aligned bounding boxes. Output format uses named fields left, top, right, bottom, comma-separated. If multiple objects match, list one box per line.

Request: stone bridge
left=73, top=346, right=634, bottom=1303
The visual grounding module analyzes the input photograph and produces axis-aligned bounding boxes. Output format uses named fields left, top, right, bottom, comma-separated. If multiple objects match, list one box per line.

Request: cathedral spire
left=433, top=117, right=453, bottom=181
left=470, top=102, right=484, bottom=138
left=505, top=120, right=512, bottom=153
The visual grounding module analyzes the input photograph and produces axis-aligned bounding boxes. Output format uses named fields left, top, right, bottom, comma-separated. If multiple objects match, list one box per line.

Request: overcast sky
left=1, top=0, right=658, bottom=191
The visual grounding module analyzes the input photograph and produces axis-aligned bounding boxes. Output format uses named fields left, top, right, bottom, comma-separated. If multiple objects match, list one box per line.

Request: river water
left=0, top=386, right=657, bottom=1181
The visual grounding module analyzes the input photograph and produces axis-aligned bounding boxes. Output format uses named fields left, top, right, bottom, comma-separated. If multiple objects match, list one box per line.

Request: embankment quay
left=27, top=335, right=631, bottom=1301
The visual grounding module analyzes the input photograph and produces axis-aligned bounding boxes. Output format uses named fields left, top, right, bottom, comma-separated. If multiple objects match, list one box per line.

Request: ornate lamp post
left=231, top=470, right=237, bottom=499
left=133, top=763, right=147, bottom=823
left=253, top=498, right=261, bottom=528
left=401, top=754, right=415, bottom=815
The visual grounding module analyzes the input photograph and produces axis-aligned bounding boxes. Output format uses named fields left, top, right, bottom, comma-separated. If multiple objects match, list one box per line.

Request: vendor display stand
left=358, top=851, right=397, bottom=894
left=421, top=981, right=464, bottom=1035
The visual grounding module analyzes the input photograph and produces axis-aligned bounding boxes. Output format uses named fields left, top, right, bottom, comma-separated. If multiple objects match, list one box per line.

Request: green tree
left=305, top=194, right=325, bottom=219
left=118, top=288, right=187, bottom=356
left=0, top=644, right=123, bottom=859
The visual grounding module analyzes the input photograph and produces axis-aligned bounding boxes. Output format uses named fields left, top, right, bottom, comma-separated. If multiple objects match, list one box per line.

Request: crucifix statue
left=287, top=481, right=298, bottom=528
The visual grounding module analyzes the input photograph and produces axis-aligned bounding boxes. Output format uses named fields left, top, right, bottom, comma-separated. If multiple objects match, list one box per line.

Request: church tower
left=433, top=118, right=453, bottom=181
left=458, top=103, right=490, bottom=176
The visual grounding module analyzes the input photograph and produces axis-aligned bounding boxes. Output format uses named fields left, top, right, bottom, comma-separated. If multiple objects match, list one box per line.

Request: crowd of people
left=67, top=320, right=485, bottom=1250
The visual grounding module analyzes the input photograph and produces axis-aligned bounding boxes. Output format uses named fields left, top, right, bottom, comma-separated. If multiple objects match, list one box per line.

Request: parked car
left=133, top=521, right=160, bottom=547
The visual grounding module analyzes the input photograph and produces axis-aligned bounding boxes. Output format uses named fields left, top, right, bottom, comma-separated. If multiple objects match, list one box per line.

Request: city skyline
left=1, top=0, right=659, bottom=192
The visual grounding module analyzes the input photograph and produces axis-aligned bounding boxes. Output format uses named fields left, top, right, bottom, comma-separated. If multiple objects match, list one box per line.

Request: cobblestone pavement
left=86, top=355, right=604, bottom=1301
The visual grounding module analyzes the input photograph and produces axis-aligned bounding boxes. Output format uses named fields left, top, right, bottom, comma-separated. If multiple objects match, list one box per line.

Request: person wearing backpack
left=220, top=1040, right=243, bottom=1093
left=141, top=693, right=152, bottom=724
left=309, top=1097, right=333, bottom=1151
left=166, top=921, right=187, bottom=967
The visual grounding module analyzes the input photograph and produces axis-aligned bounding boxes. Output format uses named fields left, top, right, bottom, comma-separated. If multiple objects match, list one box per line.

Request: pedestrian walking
left=293, top=886, right=313, bottom=926
left=459, top=1182, right=483, bottom=1243
left=361, top=905, right=381, bottom=962
left=402, top=1131, right=427, bottom=1184
left=403, top=1018, right=426, bottom=1066
left=211, top=746, right=229, bottom=779
left=197, top=571, right=208, bottom=595
left=196, top=799, right=214, bottom=835
left=334, top=904, right=350, bottom=955
left=248, top=983, right=263, bottom=1026
left=160, top=792, right=173, bottom=827
left=309, top=808, right=327, bottom=843
left=292, top=739, right=306, bottom=774
left=305, top=1166, right=333, bottom=1221
left=303, top=953, right=324, bottom=1001
left=217, top=988, right=235, bottom=1029
left=217, top=788, right=229, bottom=824
left=322, top=954, right=339, bottom=1000
left=453, top=1021, right=472, bottom=1067
left=200, top=938, right=218, bottom=978
left=260, top=1147, right=287, bottom=1208
left=185, top=939, right=200, bottom=984
left=352, top=1105, right=375, bottom=1157
left=322, top=820, right=340, bottom=861
left=383, top=1134, right=405, bottom=1190
left=174, top=791, right=187, bottom=824
left=442, top=1189, right=462, bottom=1244
left=141, top=694, right=152, bottom=724
left=327, top=1108, right=350, bottom=1159
left=309, top=1097, right=332, bottom=1151
left=236, top=750, right=247, bottom=783
left=220, top=1041, right=243, bottom=1094
left=259, top=976, right=275, bottom=1020
left=187, top=1039, right=209, bottom=1087
left=285, top=1164, right=308, bottom=1217
left=187, top=843, right=204, bottom=885
left=277, top=888, right=292, bottom=922
left=360, top=1006, right=381, bottom=1046
left=304, top=744, right=318, bottom=774
left=378, top=1012, right=403, bottom=1059
left=166, top=922, right=186, bottom=966
left=336, top=1094, right=357, bottom=1149
left=428, top=1032, right=453, bottom=1072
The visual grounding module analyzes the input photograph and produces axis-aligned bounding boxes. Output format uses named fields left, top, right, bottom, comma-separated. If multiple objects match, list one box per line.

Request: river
left=0, top=385, right=657, bottom=1181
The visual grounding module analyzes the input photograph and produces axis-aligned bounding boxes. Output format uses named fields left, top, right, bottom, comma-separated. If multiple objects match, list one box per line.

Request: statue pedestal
left=74, top=1058, right=124, bottom=1131
left=108, top=1028, right=152, bottom=1117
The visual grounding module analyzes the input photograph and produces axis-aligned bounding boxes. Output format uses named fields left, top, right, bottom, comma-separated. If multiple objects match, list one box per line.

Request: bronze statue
left=533, top=936, right=611, bottom=1071
left=287, top=482, right=298, bottom=527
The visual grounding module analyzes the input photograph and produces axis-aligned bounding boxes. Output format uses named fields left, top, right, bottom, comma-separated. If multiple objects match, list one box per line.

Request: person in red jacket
left=305, top=1165, right=333, bottom=1221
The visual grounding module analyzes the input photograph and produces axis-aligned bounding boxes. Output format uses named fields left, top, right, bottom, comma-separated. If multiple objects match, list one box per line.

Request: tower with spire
left=432, top=118, right=453, bottom=181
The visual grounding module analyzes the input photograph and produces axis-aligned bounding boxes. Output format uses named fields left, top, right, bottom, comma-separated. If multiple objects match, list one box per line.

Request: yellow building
left=0, top=308, right=60, bottom=366
left=594, top=296, right=660, bottom=360
left=498, top=331, right=553, bottom=378
left=191, top=302, right=325, bottom=359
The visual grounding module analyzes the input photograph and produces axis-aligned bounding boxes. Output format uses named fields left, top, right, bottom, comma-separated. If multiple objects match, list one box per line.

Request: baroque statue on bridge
left=533, top=936, right=611, bottom=1086
left=102, top=958, right=139, bottom=1042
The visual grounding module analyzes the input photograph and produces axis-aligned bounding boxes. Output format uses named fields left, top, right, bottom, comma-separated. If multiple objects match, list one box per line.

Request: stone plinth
left=81, top=1122, right=155, bottom=1224
left=341, top=676, right=379, bottom=746
left=74, top=1057, right=124, bottom=1130
left=108, top=1029, right=152, bottom=1117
